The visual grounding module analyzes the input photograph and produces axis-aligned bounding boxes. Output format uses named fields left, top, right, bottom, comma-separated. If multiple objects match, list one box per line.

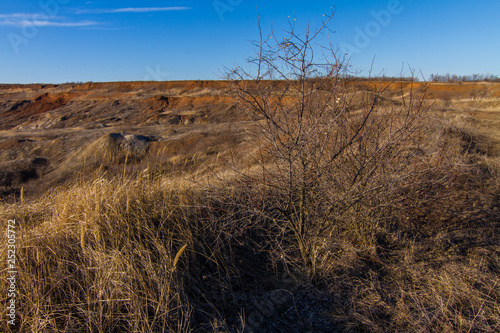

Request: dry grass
left=1, top=175, right=201, bottom=331
left=1, top=93, right=499, bottom=332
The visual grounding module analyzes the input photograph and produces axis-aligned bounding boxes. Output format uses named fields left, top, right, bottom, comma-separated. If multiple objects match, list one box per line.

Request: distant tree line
left=342, top=74, right=420, bottom=82
left=429, top=73, right=500, bottom=83
left=341, top=73, right=499, bottom=83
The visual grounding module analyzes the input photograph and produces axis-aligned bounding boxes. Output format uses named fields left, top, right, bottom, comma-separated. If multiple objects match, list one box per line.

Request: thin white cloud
left=109, top=7, right=191, bottom=13
left=0, top=6, right=190, bottom=28
left=26, top=20, right=98, bottom=27
left=0, top=13, right=62, bottom=20
left=76, top=7, right=191, bottom=14
left=80, top=26, right=130, bottom=31
left=0, top=13, right=99, bottom=27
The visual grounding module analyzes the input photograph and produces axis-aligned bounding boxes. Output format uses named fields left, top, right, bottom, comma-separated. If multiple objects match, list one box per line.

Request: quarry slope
left=1, top=80, right=499, bottom=200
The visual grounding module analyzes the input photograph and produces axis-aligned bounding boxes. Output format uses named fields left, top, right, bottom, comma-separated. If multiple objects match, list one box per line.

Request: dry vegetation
left=1, top=14, right=500, bottom=333
left=1, top=91, right=499, bottom=332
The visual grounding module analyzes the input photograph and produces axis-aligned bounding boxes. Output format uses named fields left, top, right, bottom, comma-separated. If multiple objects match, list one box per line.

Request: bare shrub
left=225, top=10, right=469, bottom=279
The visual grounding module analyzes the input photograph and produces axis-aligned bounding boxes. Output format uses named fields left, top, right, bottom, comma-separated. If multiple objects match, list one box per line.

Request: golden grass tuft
left=0, top=175, right=203, bottom=332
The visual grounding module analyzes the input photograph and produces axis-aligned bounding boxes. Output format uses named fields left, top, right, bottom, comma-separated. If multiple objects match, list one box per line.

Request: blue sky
left=0, top=0, right=499, bottom=83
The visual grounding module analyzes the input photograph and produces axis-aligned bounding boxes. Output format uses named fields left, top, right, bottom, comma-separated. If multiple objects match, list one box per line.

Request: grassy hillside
left=1, top=80, right=499, bottom=332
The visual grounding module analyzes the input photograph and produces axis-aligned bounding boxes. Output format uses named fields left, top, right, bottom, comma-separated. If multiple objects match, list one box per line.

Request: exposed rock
left=112, top=132, right=152, bottom=157
left=62, top=132, right=154, bottom=169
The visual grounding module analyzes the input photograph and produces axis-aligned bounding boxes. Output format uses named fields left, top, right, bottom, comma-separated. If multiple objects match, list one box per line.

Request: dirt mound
left=141, top=95, right=171, bottom=112
left=64, top=133, right=154, bottom=168
left=19, top=92, right=76, bottom=115
left=0, top=92, right=78, bottom=130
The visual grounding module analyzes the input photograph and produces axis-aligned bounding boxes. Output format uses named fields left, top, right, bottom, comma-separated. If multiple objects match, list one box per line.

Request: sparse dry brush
left=224, top=10, right=473, bottom=279
left=222, top=9, right=500, bottom=332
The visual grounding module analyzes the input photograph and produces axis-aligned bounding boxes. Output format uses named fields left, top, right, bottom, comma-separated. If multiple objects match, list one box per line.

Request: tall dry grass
left=1, top=175, right=207, bottom=332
